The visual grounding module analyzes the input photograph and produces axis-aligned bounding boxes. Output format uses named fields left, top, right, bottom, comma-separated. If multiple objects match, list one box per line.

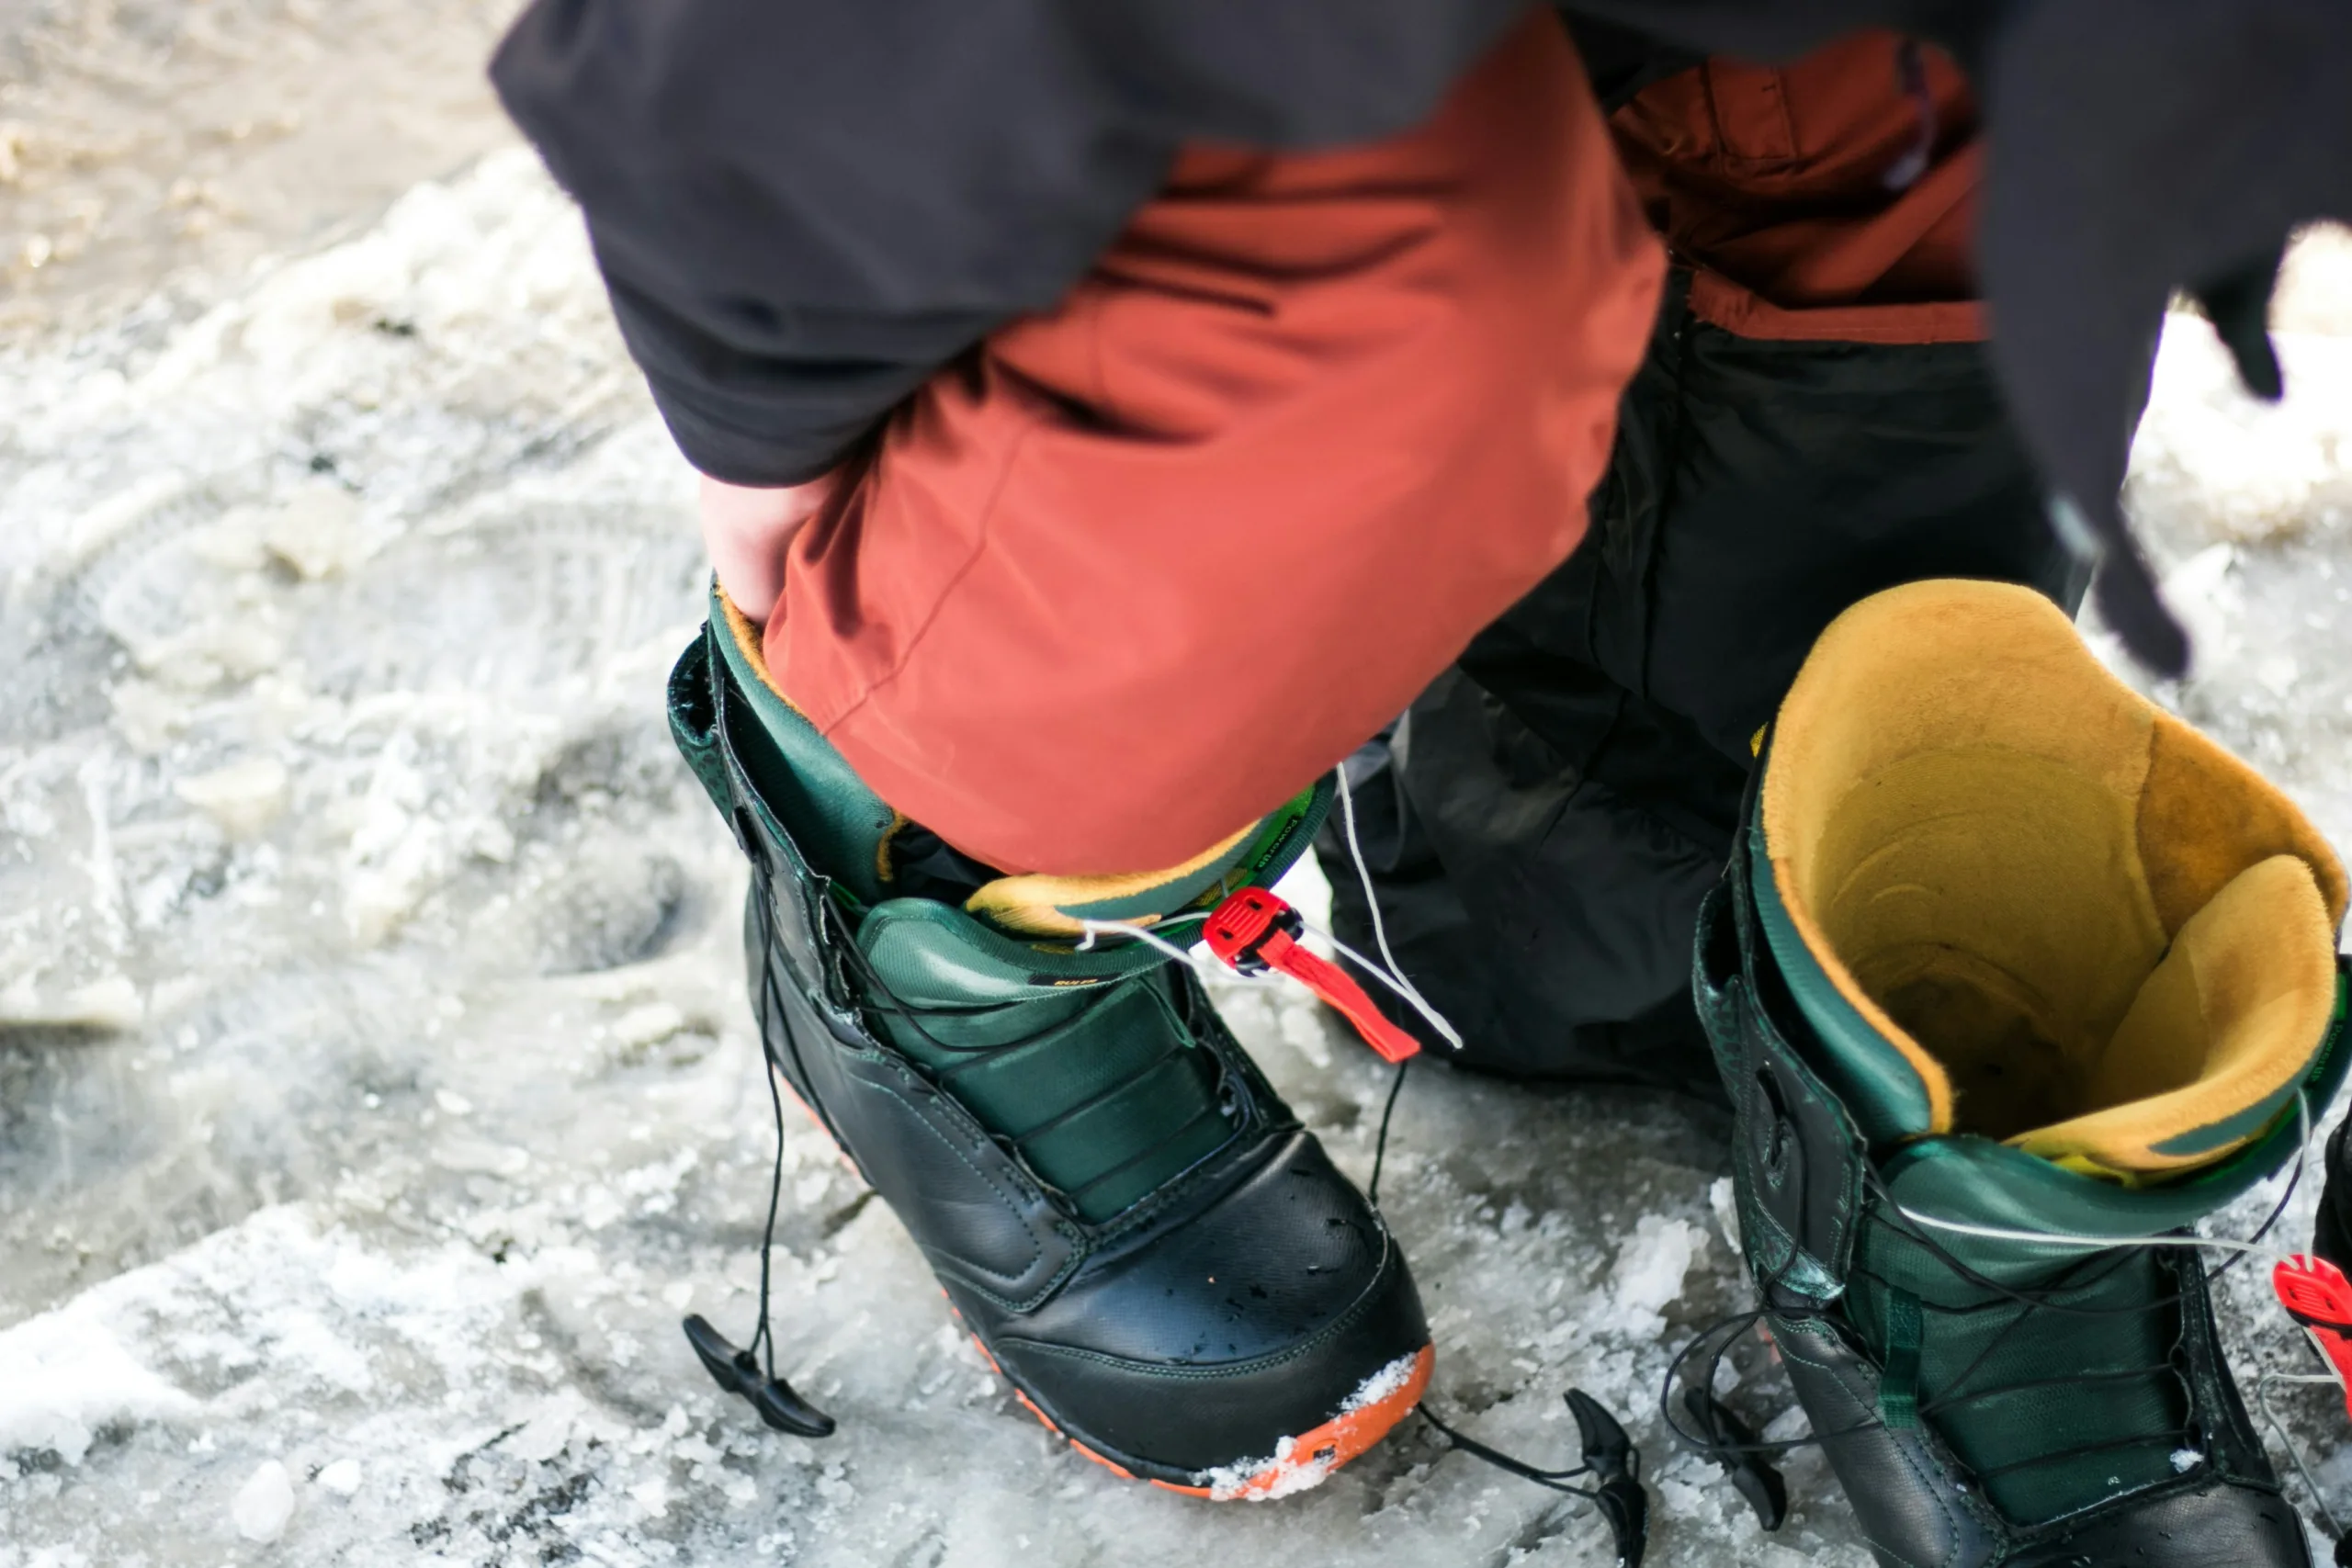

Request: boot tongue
left=1747, top=831, right=1950, bottom=1145
left=2009, top=853, right=2342, bottom=1180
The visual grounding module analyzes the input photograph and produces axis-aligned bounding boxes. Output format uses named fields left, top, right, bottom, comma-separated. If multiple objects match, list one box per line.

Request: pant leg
left=1322, top=39, right=2093, bottom=1092
left=756, top=13, right=1662, bottom=878
left=1325, top=276, right=2083, bottom=1091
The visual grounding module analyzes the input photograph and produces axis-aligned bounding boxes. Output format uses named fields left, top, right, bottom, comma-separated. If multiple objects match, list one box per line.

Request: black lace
left=1347, top=1056, right=1654, bottom=1562
left=1367, top=1055, right=1409, bottom=1208
left=692, top=873, right=1241, bottom=1438
left=1417, top=1394, right=1641, bottom=1492
left=1662, top=1149, right=2308, bottom=1508
left=677, top=987, right=838, bottom=1439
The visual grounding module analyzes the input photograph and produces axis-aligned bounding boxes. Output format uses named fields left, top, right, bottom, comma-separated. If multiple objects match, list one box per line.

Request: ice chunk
left=611, top=1002, right=686, bottom=1051
left=314, top=1459, right=362, bottom=1497
left=1708, top=1175, right=1742, bottom=1254
left=1612, top=1213, right=1705, bottom=1320
left=174, top=757, right=289, bottom=839
left=262, top=484, right=366, bottom=580
left=0, top=974, right=143, bottom=1031
left=232, top=1460, right=297, bottom=1541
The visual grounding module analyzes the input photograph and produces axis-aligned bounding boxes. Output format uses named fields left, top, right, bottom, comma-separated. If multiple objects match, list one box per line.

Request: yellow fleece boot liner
left=1759, top=579, right=2346, bottom=1179
left=965, top=822, right=1266, bottom=939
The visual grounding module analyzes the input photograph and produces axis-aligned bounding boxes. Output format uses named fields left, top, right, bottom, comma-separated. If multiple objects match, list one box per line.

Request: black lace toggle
left=1419, top=1390, right=1650, bottom=1567
left=683, top=1314, right=837, bottom=1438
left=1569, top=1390, right=1652, bottom=1564
left=691, top=947, right=839, bottom=1442
left=1678, top=1384, right=1789, bottom=1530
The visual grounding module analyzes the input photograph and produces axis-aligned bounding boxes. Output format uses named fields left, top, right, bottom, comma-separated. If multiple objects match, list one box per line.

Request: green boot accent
left=1696, top=580, right=2348, bottom=1565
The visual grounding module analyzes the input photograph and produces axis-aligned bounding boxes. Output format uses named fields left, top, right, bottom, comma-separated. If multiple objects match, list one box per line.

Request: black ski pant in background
left=1318, top=274, right=2089, bottom=1100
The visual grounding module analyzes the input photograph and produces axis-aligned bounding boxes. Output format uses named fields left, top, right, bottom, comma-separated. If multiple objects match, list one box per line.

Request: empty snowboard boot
left=666, top=591, right=1431, bottom=1497
left=1695, top=579, right=2350, bottom=1566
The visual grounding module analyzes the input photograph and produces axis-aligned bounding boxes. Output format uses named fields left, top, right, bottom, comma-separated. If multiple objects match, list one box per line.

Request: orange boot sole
left=960, top=1310, right=1433, bottom=1501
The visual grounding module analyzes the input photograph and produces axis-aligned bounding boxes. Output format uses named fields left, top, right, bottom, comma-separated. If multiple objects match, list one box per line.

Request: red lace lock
left=2274, top=1253, right=2352, bottom=1422
left=1204, top=888, right=1421, bottom=1064
left=1202, top=886, right=1299, bottom=976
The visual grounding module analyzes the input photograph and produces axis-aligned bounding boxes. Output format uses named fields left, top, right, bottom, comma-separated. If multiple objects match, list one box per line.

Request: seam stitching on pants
left=820, top=418, right=1038, bottom=736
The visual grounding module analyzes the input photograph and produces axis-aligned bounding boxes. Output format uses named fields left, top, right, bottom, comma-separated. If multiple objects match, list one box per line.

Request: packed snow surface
left=7, top=18, right=2352, bottom=1565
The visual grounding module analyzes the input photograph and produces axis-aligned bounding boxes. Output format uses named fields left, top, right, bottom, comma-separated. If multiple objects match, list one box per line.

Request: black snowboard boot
left=1698, top=579, right=2348, bottom=1565
left=668, top=592, right=1431, bottom=1497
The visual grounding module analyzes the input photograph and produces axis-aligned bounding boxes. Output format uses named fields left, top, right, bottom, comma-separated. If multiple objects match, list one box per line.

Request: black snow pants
left=1318, top=274, right=2089, bottom=1100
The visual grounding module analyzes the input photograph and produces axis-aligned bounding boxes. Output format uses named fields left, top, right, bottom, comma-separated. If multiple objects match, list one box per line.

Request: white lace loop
left=1069, top=764, right=1467, bottom=1051
left=1893, top=1090, right=2316, bottom=1273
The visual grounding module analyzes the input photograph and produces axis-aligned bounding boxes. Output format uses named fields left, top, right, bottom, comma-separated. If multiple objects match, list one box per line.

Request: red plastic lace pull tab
left=2274, top=1253, right=2352, bottom=1422
left=1203, top=888, right=1421, bottom=1064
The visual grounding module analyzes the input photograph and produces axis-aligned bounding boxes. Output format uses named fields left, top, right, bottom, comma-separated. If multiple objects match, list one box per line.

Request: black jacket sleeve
left=491, top=0, right=1527, bottom=486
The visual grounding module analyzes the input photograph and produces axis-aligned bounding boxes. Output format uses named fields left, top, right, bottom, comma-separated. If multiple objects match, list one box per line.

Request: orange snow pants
left=750, top=15, right=1984, bottom=877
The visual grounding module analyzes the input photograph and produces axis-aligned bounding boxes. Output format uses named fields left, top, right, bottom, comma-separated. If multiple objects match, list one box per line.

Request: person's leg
left=1329, top=38, right=2327, bottom=1562
left=1324, top=34, right=2081, bottom=1092
left=678, top=13, right=1665, bottom=1495
left=746, top=10, right=1662, bottom=877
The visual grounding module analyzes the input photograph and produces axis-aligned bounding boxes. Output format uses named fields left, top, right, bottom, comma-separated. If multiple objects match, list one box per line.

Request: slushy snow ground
left=6, top=138, right=2352, bottom=1568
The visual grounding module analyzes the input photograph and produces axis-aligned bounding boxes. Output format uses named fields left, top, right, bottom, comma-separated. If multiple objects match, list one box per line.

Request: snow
left=1612, top=1216, right=1707, bottom=1325
left=1199, top=1437, right=1328, bottom=1505
left=1341, top=1353, right=1427, bottom=1416
left=233, top=1460, right=297, bottom=1541
left=0, top=1302, right=198, bottom=1467
left=1194, top=1353, right=1432, bottom=1503
left=2, top=35, right=2351, bottom=1566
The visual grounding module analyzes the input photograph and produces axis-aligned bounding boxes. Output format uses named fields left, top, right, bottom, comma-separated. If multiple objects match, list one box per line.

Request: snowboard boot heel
left=1697, top=579, right=2349, bottom=1566
left=668, top=589, right=1431, bottom=1498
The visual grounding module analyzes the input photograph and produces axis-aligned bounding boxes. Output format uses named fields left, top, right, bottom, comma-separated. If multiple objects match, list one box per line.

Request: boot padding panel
left=719, top=581, right=1318, bottom=938
left=1764, top=580, right=2344, bottom=1173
